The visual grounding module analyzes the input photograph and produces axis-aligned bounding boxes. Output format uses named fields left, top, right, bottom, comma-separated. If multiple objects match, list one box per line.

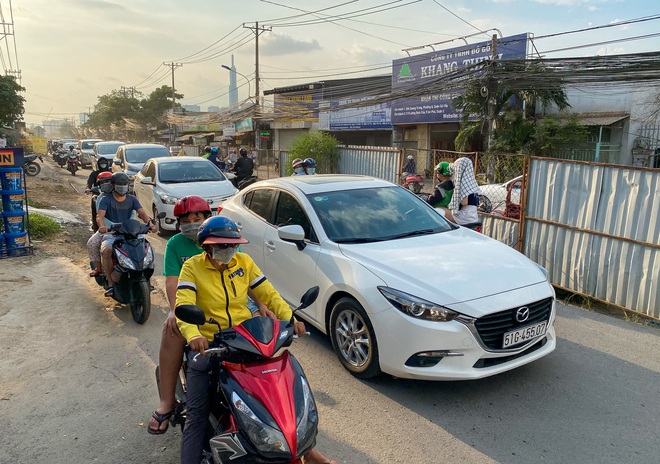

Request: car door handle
left=265, top=240, right=276, bottom=251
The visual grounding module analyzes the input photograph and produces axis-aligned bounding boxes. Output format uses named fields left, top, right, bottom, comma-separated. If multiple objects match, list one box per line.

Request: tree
left=0, top=75, right=25, bottom=127
left=84, top=89, right=142, bottom=139
left=288, top=131, right=339, bottom=174
left=138, top=85, right=183, bottom=130
left=452, top=59, right=571, bottom=152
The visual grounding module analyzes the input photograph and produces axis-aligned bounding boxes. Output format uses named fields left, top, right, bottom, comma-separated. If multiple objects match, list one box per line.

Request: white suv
left=77, top=139, right=103, bottom=168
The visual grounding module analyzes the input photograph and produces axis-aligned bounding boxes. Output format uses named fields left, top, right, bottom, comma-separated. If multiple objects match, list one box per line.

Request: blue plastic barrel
left=3, top=211, right=25, bottom=234
left=5, top=231, right=28, bottom=256
left=1, top=189, right=25, bottom=212
left=0, top=167, right=23, bottom=191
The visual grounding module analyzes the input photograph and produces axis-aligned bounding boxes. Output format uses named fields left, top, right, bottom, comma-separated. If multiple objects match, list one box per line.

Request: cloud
left=65, top=0, right=127, bottom=11
left=260, top=34, right=322, bottom=56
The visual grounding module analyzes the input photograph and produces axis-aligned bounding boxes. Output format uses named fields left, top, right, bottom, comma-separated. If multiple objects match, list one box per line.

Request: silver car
left=112, top=143, right=172, bottom=193
left=92, top=141, right=125, bottom=171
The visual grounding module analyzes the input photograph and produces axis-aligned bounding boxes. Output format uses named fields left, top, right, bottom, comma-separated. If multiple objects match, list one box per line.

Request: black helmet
left=204, top=146, right=211, bottom=153
left=111, top=172, right=129, bottom=185
left=97, top=157, right=110, bottom=171
left=239, top=147, right=248, bottom=156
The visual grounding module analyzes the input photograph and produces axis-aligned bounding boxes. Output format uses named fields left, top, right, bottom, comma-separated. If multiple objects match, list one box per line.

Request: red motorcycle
left=402, top=173, right=424, bottom=194
left=165, top=287, right=320, bottom=463
left=66, top=152, right=79, bottom=176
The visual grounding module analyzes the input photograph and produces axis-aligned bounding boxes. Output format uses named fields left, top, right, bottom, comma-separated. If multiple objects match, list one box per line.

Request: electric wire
left=430, top=0, right=485, bottom=35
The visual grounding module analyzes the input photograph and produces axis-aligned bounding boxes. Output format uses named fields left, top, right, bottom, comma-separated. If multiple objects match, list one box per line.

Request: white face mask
left=294, top=167, right=305, bottom=175
left=306, top=167, right=316, bottom=175
left=211, top=246, right=237, bottom=264
left=180, top=222, right=203, bottom=241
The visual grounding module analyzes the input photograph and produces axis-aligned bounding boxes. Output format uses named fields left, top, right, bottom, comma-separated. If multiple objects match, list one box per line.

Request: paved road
left=1, top=163, right=658, bottom=463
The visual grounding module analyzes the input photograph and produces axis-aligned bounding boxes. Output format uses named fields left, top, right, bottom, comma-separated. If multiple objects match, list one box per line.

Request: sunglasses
left=211, top=243, right=238, bottom=249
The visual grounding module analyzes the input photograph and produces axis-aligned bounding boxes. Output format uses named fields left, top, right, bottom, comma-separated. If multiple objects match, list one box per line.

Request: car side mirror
left=113, top=158, right=121, bottom=165
left=175, top=305, right=207, bottom=325
left=278, top=224, right=306, bottom=251
left=140, top=176, right=154, bottom=185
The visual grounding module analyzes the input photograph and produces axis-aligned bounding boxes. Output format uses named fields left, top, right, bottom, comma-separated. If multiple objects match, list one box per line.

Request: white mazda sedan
left=134, top=156, right=237, bottom=232
left=219, top=175, right=556, bottom=380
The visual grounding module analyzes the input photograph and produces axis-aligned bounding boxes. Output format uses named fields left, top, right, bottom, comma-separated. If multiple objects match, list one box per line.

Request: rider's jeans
left=181, top=350, right=212, bottom=464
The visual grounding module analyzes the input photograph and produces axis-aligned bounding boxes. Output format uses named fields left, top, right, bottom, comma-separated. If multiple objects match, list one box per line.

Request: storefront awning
left=571, top=113, right=629, bottom=126
left=215, top=136, right=233, bottom=142
left=175, top=135, right=192, bottom=142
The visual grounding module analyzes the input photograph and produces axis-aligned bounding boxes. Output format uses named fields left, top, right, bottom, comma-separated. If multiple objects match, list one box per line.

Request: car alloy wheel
left=330, top=297, right=380, bottom=379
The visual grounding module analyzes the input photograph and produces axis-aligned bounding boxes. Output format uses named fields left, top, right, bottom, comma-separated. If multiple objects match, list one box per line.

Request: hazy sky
left=11, top=0, right=660, bottom=125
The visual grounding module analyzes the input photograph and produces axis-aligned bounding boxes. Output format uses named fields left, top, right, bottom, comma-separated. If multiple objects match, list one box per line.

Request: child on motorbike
left=441, top=157, right=481, bottom=225
left=148, top=196, right=273, bottom=436
left=175, top=216, right=335, bottom=464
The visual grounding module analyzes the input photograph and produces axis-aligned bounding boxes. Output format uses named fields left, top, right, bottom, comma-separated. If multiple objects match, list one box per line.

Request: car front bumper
left=370, top=283, right=557, bottom=380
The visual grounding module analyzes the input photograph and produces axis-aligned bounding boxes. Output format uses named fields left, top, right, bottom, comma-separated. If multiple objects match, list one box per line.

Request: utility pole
left=163, top=62, right=183, bottom=142
left=243, top=22, right=270, bottom=150
left=486, top=34, right=498, bottom=153
left=120, top=86, right=136, bottom=98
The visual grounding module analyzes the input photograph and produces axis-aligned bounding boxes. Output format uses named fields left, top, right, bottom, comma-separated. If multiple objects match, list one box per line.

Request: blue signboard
left=391, top=33, right=529, bottom=124
left=319, top=97, right=392, bottom=131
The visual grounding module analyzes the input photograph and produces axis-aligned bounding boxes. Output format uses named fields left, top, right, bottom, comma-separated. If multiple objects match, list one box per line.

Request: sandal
left=104, top=287, right=114, bottom=297
left=147, top=410, right=173, bottom=435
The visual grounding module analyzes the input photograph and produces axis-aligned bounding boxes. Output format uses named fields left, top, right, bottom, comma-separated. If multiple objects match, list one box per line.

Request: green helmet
left=435, top=161, right=451, bottom=176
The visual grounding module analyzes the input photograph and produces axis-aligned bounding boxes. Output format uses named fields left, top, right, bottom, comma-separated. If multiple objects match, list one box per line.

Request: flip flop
left=147, top=410, right=173, bottom=435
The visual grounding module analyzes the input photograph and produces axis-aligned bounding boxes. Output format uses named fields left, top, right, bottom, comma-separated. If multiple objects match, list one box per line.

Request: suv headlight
left=378, top=287, right=459, bottom=322
left=159, top=193, right=178, bottom=205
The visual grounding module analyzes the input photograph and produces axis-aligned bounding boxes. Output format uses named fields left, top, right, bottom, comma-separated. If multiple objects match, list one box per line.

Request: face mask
left=306, top=167, right=315, bottom=175
left=114, top=185, right=129, bottom=195
left=180, top=222, right=202, bottom=241
left=100, top=183, right=113, bottom=194
left=211, top=246, right=237, bottom=264
left=294, top=167, right=305, bottom=175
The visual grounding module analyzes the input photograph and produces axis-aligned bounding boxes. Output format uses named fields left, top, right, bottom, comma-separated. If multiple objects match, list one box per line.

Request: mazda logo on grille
left=515, top=306, right=530, bottom=323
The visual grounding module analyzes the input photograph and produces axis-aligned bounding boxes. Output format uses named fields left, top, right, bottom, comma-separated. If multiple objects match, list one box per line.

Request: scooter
left=419, top=194, right=483, bottom=233
left=402, top=173, right=424, bottom=194
left=65, top=152, right=79, bottom=175
left=24, top=153, right=44, bottom=176
left=236, top=175, right=258, bottom=190
left=90, top=217, right=161, bottom=324
left=164, top=287, right=321, bottom=463
left=55, top=149, right=68, bottom=167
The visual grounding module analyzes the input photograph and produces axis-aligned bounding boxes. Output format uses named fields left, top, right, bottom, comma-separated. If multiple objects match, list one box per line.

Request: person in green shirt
left=148, top=195, right=273, bottom=436
left=426, top=161, right=454, bottom=208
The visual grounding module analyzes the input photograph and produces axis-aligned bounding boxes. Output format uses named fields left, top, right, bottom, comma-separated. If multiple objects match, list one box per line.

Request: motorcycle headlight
left=378, top=286, right=459, bottom=322
left=159, top=193, right=178, bottom=205
left=143, top=244, right=154, bottom=268
left=115, top=249, right=137, bottom=270
left=231, top=391, right=290, bottom=456
left=296, top=376, right=318, bottom=453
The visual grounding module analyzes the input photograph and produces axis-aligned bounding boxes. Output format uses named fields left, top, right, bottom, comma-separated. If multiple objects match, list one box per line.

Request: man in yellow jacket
left=176, top=216, right=335, bottom=464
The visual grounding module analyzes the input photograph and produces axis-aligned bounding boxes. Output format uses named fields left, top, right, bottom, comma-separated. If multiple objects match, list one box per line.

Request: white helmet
left=407, top=155, right=413, bottom=160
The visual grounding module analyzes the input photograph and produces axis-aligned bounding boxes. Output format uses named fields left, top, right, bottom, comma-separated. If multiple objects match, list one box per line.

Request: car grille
left=474, top=297, right=553, bottom=350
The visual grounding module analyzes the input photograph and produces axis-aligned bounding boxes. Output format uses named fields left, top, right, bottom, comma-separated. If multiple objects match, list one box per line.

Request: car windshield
left=158, top=161, right=226, bottom=183
left=82, top=140, right=101, bottom=149
left=125, top=146, right=171, bottom=164
left=97, top=143, right=123, bottom=155
left=309, top=186, right=454, bottom=243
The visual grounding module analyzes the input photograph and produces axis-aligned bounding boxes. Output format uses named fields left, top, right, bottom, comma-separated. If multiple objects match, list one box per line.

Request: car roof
left=253, top=174, right=393, bottom=195
left=95, top=141, right=124, bottom=145
left=124, top=143, right=170, bottom=149
left=149, top=156, right=208, bottom=164
left=81, top=138, right=103, bottom=142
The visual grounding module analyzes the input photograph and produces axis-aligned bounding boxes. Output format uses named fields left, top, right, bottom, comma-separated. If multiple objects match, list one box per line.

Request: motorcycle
left=24, top=153, right=44, bottom=176
left=164, top=287, right=321, bottom=464
left=89, top=217, right=162, bottom=324
left=66, top=152, right=79, bottom=175
left=236, top=175, right=258, bottom=190
left=402, top=173, right=424, bottom=194
left=419, top=193, right=483, bottom=233
left=55, top=149, right=68, bottom=167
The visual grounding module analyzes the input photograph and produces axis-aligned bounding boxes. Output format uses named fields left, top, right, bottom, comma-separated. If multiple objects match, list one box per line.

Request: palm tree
left=452, top=59, right=571, bottom=152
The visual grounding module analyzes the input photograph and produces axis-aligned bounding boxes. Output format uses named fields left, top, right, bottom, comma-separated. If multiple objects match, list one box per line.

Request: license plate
left=502, top=321, right=547, bottom=348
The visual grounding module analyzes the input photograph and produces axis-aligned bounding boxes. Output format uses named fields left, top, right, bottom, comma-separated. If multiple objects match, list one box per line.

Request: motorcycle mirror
left=298, top=286, right=319, bottom=310
left=175, top=305, right=207, bottom=325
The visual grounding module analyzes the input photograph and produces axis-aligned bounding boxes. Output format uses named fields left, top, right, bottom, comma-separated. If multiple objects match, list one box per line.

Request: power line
left=430, top=0, right=485, bottom=35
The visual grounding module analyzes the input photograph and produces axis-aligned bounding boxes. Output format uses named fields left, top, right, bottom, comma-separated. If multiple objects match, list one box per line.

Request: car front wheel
left=330, top=297, right=381, bottom=379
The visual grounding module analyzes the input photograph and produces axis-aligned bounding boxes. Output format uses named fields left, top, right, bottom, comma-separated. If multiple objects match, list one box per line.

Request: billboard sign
left=391, top=33, right=529, bottom=124
left=319, top=97, right=392, bottom=131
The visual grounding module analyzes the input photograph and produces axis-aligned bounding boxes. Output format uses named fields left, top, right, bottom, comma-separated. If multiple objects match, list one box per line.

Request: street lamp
left=221, top=65, right=251, bottom=102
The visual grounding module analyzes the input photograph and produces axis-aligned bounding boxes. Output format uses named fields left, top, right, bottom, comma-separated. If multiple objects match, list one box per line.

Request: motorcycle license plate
left=502, top=321, right=547, bottom=348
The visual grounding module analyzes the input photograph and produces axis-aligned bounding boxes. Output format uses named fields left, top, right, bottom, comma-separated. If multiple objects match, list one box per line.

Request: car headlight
left=378, top=286, right=459, bottom=322
left=231, top=391, right=290, bottom=455
left=143, top=244, right=154, bottom=268
left=115, top=249, right=137, bottom=270
left=535, top=262, right=549, bottom=279
left=296, top=376, right=318, bottom=454
left=158, top=193, right=179, bottom=205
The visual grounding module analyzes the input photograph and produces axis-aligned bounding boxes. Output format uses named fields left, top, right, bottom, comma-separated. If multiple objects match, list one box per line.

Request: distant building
left=42, top=119, right=68, bottom=138
left=208, top=106, right=220, bottom=112
left=182, top=105, right=201, bottom=112
left=79, top=113, right=89, bottom=124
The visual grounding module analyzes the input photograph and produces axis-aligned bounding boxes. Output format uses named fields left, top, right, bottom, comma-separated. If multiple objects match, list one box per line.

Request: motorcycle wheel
left=25, top=162, right=41, bottom=176
left=330, top=297, right=381, bottom=379
left=130, top=280, right=151, bottom=324
left=478, top=194, right=493, bottom=213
